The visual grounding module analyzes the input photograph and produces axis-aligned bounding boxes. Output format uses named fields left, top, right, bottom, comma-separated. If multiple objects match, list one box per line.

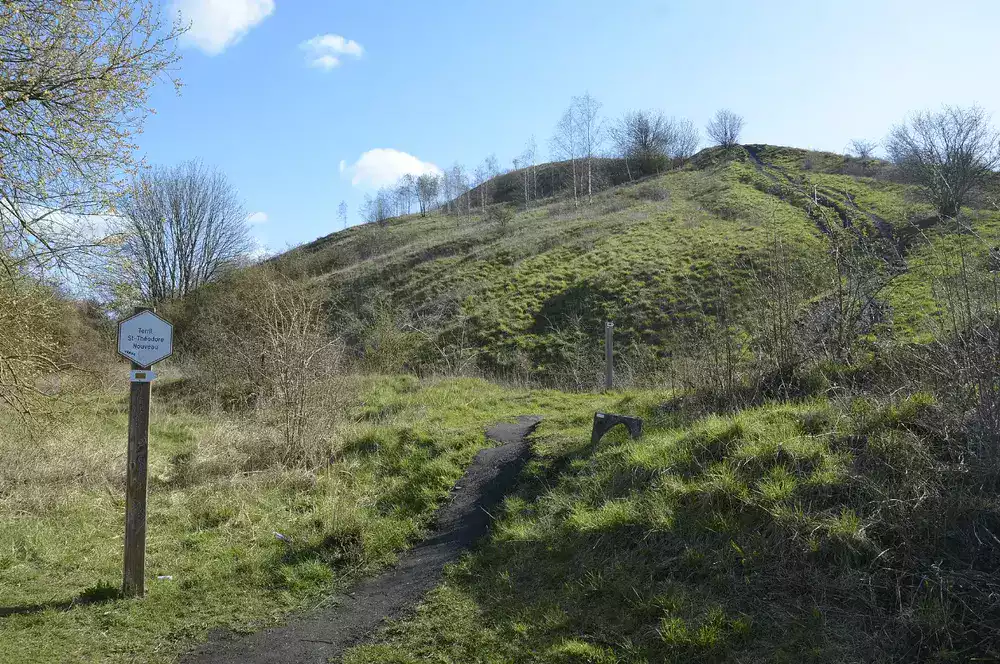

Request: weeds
left=0, top=376, right=596, bottom=663
left=348, top=392, right=1000, bottom=663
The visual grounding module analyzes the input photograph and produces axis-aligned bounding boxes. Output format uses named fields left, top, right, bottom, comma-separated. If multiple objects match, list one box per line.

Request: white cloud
left=342, top=149, right=442, bottom=189
left=300, top=34, right=364, bottom=70
left=173, top=0, right=275, bottom=55
left=338, top=160, right=346, bottom=174
left=311, top=55, right=341, bottom=70
left=247, top=211, right=268, bottom=225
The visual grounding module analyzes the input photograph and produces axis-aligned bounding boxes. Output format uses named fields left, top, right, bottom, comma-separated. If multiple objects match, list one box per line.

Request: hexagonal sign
left=117, top=310, right=173, bottom=368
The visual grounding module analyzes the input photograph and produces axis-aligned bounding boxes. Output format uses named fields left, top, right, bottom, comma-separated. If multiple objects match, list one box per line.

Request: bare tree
left=513, top=137, right=539, bottom=210
left=196, top=269, right=343, bottom=462
left=416, top=174, right=440, bottom=216
left=113, top=161, right=253, bottom=303
left=475, top=155, right=500, bottom=211
left=473, top=163, right=488, bottom=212
left=338, top=200, right=349, bottom=229
left=848, top=139, right=879, bottom=160
left=379, top=188, right=394, bottom=222
left=448, top=164, right=470, bottom=217
left=390, top=185, right=406, bottom=216
left=255, top=280, right=339, bottom=461
left=885, top=105, right=1000, bottom=217
left=574, top=93, right=604, bottom=202
left=361, top=192, right=378, bottom=224
left=397, top=174, right=416, bottom=214
left=512, top=157, right=528, bottom=210
left=706, top=109, right=745, bottom=148
left=362, top=189, right=394, bottom=225
left=441, top=168, right=455, bottom=214
left=551, top=106, right=581, bottom=206
left=527, top=135, right=539, bottom=201
left=485, top=155, right=500, bottom=201
left=609, top=110, right=673, bottom=180
left=0, top=1, right=183, bottom=278
left=672, top=119, right=701, bottom=158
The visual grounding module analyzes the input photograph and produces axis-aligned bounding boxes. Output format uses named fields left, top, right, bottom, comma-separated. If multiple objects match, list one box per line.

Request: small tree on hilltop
left=551, top=106, right=582, bottom=207
left=338, top=200, right=349, bottom=228
left=848, top=139, right=878, bottom=160
left=886, top=105, right=1000, bottom=218
left=706, top=109, right=745, bottom=148
left=397, top=174, right=416, bottom=215
left=416, top=173, right=440, bottom=216
left=574, top=92, right=604, bottom=202
left=672, top=119, right=701, bottom=159
left=610, top=110, right=670, bottom=180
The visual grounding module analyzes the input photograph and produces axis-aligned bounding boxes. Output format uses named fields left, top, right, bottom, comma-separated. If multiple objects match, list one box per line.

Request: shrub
left=485, top=204, right=516, bottom=233
left=184, top=267, right=348, bottom=465
left=0, top=273, right=66, bottom=414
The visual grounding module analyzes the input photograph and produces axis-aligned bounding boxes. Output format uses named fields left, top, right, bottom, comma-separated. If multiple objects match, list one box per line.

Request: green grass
left=884, top=211, right=1000, bottom=340
left=242, top=144, right=1000, bottom=380
left=10, top=144, right=1000, bottom=663
left=4, top=374, right=999, bottom=662
left=257, top=151, right=834, bottom=380
left=344, top=391, right=1000, bottom=663
left=0, top=375, right=601, bottom=663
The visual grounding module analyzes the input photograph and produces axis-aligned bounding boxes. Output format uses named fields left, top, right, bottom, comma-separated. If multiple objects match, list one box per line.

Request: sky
left=142, top=0, right=1000, bottom=253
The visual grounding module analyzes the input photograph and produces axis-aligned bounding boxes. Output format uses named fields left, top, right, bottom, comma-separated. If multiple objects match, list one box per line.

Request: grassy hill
left=5, top=145, right=1000, bottom=662
left=234, top=144, right=1000, bottom=388
left=343, top=386, right=1000, bottom=663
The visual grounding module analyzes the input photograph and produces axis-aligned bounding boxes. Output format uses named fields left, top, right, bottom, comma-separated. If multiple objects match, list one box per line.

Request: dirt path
left=183, top=415, right=542, bottom=664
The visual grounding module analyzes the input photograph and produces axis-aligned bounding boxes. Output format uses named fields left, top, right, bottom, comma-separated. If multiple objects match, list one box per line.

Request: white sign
left=130, top=370, right=157, bottom=383
left=117, top=311, right=173, bottom=368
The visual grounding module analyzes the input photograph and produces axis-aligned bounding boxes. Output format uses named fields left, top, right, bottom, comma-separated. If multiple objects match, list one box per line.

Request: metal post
left=123, top=306, right=151, bottom=597
left=605, top=321, right=614, bottom=391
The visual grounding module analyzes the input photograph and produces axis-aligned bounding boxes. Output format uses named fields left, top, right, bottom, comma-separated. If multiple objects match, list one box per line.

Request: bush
left=0, top=274, right=67, bottom=413
left=182, top=267, right=349, bottom=465
left=485, top=204, right=515, bottom=233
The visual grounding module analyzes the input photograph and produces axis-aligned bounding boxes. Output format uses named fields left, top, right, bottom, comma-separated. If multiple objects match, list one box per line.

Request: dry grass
left=0, top=373, right=604, bottom=663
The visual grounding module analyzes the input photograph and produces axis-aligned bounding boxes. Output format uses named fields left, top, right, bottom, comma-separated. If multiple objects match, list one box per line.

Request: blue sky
left=143, top=0, right=1000, bottom=252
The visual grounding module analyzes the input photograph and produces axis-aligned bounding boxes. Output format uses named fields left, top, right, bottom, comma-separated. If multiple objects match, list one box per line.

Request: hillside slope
left=255, top=145, right=1000, bottom=385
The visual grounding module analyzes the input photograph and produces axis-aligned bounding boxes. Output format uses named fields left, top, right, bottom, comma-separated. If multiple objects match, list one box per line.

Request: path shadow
left=0, top=582, right=120, bottom=618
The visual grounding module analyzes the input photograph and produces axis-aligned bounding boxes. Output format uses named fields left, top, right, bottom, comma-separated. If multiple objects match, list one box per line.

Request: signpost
left=116, top=308, right=173, bottom=597
left=605, top=321, right=614, bottom=391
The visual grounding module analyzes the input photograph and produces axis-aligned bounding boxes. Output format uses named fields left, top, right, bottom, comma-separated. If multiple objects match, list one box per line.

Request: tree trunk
left=571, top=158, right=578, bottom=208
left=587, top=155, right=593, bottom=202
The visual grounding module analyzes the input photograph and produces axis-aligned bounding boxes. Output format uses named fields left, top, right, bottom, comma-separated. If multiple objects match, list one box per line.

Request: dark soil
left=183, top=415, right=541, bottom=664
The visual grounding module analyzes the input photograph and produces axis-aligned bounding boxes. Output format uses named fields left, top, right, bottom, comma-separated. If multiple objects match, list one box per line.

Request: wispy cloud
left=341, top=149, right=441, bottom=188
left=300, top=34, right=364, bottom=70
left=247, top=211, right=268, bottom=225
left=172, top=0, right=275, bottom=56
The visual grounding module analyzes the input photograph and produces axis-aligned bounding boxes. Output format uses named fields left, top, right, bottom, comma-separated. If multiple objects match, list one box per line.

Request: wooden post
left=605, top=321, right=614, bottom=391
left=123, top=306, right=151, bottom=597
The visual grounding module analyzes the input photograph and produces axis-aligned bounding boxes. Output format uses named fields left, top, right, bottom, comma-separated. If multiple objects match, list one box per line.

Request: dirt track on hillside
left=183, top=415, right=541, bottom=664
